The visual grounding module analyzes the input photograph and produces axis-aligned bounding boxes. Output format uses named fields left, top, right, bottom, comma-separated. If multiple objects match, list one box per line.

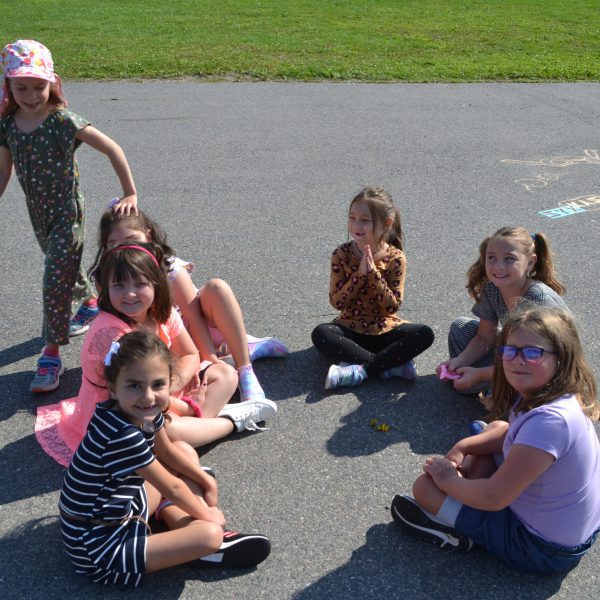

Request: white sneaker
left=218, top=398, right=277, bottom=432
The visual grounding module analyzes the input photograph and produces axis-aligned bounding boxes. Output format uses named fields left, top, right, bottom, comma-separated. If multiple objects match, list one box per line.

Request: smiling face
left=108, top=274, right=155, bottom=323
left=348, top=200, right=378, bottom=250
left=110, top=354, right=170, bottom=428
left=485, top=237, right=536, bottom=293
left=106, top=222, right=151, bottom=249
left=9, top=76, right=50, bottom=116
left=502, top=326, right=557, bottom=399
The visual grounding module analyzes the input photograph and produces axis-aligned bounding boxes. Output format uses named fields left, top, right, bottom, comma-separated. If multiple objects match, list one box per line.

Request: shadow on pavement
left=293, top=522, right=565, bottom=600
left=0, top=336, right=44, bottom=368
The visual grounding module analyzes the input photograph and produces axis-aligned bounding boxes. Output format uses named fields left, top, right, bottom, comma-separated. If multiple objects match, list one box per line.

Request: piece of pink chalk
left=439, top=364, right=463, bottom=380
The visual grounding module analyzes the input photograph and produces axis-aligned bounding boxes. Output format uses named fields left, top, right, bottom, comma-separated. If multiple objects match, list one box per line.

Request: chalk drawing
left=515, top=174, right=560, bottom=191
left=539, top=195, right=600, bottom=219
left=502, top=149, right=600, bottom=168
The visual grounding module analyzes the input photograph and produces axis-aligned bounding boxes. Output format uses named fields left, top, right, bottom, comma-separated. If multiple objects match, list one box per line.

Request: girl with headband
left=36, top=244, right=277, bottom=467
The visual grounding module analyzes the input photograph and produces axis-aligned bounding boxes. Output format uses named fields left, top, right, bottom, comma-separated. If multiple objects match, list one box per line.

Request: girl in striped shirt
left=59, top=331, right=271, bottom=587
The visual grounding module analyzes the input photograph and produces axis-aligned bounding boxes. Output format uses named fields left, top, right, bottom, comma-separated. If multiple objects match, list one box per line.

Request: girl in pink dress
left=36, top=243, right=276, bottom=466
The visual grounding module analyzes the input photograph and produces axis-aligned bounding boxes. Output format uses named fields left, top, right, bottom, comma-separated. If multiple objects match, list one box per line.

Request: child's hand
left=452, top=366, right=480, bottom=391
left=188, top=378, right=208, bottom=410
left=112, top=194, right=138, bottom=216
left=424, top=456, right=460, bottom=488
left=445, top=358, right=463, bottom=373
left=364, top=245, right=376, bottom=273
left=203, top=477, right=219, bottom=507
left=445, top=444, right=465, bottom=467
left=204, top=506, right=226, bottom=528
left=438, top=363, right=463, bottom=381
left=358, top=245, right=375, bottom=276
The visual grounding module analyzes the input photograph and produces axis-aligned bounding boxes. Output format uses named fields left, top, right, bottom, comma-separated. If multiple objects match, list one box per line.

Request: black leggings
left=311, top=322, right=435, bottom=377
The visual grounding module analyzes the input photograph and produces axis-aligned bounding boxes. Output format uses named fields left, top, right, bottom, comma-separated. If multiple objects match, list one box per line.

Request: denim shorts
left=455, top=504, right=599, bottom=574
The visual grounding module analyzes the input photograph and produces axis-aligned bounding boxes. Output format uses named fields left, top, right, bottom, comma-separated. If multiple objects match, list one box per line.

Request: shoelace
left=234, top=405, right=270, bottom=432
left=337, top=367, right=361, bottom=386
left=37, top=359, right=61, bottom=376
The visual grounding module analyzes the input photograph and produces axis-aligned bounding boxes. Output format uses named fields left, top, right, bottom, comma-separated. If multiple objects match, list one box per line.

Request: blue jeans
left=455, top=504, right=598, bottom=574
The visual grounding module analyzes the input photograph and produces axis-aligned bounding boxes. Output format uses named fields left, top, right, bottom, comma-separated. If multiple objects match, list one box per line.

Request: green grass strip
left=3, top=0, right=600, bottom=81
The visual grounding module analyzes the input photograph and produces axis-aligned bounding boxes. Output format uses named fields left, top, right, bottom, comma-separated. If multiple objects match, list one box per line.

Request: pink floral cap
left=0, top=40, right=56, bottom=110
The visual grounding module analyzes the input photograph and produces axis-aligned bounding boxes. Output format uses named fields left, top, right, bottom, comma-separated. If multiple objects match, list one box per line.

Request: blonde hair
left=490, top=306, right=598, bottom=421
left=349, top=187, right=404, bottom=251
left=466, top=226, right=565, bottom=302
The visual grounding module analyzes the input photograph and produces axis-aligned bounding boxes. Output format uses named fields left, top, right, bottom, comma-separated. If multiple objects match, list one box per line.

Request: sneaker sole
left=198, top=535, right=271, bottom=568
left=30, top=364, right=65, bottom=393
left=391, top=495, right=472, bottom=552
left=69, top=323, right=91, bottom=337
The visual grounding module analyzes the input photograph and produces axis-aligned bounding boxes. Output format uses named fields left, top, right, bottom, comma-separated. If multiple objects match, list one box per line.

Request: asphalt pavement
left=1, top=82, right=600, bottom=599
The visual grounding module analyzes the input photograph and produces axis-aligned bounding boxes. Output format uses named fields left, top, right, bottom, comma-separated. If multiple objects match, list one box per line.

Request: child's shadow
left=0, top=432, right=65, bottom=504
left=1, top=516, right=250, bottom=598
left=252, top=346, right=327, bottom=402
left=324, top=374, right=489, bottom=458
left=0, top=336, right=44, bottom=368
left=292, top=522, right=566, bottom=600
left=0, top=366, right=82, bottom=423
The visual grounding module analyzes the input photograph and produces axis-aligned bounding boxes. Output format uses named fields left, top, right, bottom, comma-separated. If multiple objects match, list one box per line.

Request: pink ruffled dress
left=35, top=309, right=183, bottom=467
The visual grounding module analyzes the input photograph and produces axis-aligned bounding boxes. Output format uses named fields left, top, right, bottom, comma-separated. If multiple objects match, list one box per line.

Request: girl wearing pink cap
left=0, top=40, right=138, bottom=392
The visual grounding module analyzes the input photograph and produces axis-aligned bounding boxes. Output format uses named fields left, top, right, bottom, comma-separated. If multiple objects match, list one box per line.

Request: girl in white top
left=91, top=207, right=288, bottom=404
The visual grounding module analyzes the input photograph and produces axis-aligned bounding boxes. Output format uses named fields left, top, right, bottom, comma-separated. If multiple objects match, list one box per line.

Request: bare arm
left=445, top=420, right=508, bottom=466
left=169, top=326, right=201, bottom=394
left=171, top=270, right=219, bottom=363
left=441, top=318, right=497, bottom=389
left=152, top=427, right=218, bottom=506
left=426, top=443, right=554, bottom=511
left=449, top=318, right=498, bottom=369
left=0, top=147, right=13, bottom=198
left=76, top=125, right=137, bottom=214
left=138, top=431, right=221, bottom=524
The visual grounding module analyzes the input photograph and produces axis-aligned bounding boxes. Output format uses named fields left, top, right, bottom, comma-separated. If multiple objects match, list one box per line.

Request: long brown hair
left=349, top=187, right=404, bottom=251
left=490, top=306, right=598, bottom=421
left=466, top=227, right=565, bottom=302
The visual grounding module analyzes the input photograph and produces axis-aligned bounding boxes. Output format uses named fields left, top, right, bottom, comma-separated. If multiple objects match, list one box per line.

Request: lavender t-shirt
left=505, top=394, right=600, bottom=546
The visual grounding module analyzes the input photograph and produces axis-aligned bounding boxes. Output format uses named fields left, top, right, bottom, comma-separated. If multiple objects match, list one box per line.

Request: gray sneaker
left=30, top=355, right=65, bottom=393
left=218, top=398, right=277, bottom=432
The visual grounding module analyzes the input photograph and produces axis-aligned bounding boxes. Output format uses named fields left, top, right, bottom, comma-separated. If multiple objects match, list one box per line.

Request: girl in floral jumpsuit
left=0, top=40, right=138, bottom=392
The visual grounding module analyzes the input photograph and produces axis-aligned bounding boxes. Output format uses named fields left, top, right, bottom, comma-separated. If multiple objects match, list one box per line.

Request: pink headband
left=111, top=244, right=160, bottom=268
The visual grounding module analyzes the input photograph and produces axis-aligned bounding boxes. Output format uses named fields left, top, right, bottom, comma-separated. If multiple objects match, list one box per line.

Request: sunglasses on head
left=496, top=345, right=556, bottom=364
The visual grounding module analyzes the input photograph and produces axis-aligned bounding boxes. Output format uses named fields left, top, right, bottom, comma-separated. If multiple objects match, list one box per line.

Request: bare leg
left=164, top=414, right=234, bottom=448
left=413, top=473, right=448, bottom=515
left=144, top=481, right=222, bottom=572
left=201, top=363, right=238, bottom=417
left=198, top=279, right=250, bottom=367
left=461, top=454, right=498, bottom=479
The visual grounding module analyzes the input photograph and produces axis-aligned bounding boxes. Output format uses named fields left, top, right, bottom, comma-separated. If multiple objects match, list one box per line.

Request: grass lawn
left=2, top=0, right=600, bottom=81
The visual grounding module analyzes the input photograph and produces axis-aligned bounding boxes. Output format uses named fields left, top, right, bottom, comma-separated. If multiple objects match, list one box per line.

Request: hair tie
left=104, top=340, right=121, bottom=366
left=110, top=244, right=159, bottom=268
left=107, top=197, right=120, bottom=209
left=531, top=233, right=537, bottom=242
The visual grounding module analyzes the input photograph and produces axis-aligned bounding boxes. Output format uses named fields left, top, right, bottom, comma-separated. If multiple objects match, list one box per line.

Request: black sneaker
left=202, top=466, right=216, bottom=479
left=198, top=530, right=271, bottom=568
left=391, top=495, right=473, bottom=552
